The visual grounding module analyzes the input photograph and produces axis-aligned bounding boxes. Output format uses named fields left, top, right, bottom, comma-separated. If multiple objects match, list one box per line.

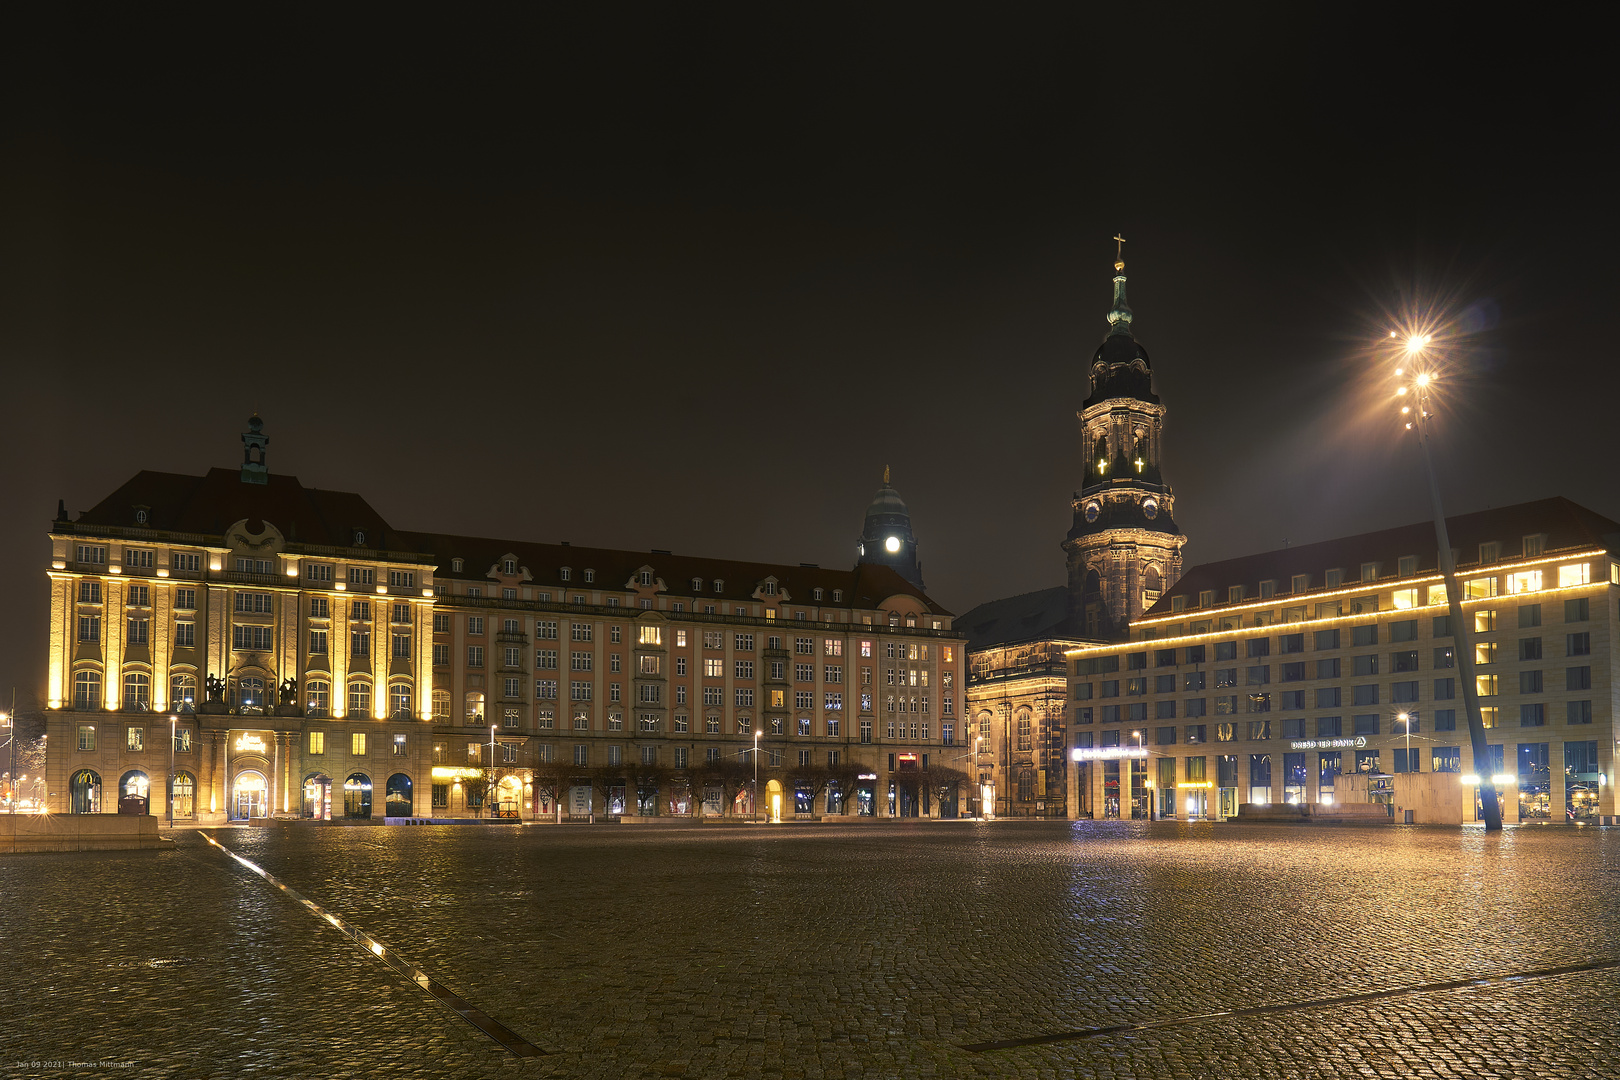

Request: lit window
left=1391, top=588, right=1418, bottom=610
left=1507, top=570, right=1543, bottom=594
left=351, top=732, right=367, bottom=756
left=1558, top=563, right=1590, bottom=587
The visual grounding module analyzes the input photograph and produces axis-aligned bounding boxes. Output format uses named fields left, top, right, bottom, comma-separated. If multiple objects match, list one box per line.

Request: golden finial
left=883, top=465, right=890, bottom=485
left=1113, top=233, right=1126, bottom=271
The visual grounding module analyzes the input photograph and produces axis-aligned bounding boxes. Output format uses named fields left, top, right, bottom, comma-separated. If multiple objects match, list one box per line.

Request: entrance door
left=1184, top=789, right=1209, bottom=820
left=303, top=775, right=332, bottom=820
left=856, top=783, right=875, bottom=816
left=234, top=772, right=268, bottom=820
left=1218, top=787, right=1239, bottom=819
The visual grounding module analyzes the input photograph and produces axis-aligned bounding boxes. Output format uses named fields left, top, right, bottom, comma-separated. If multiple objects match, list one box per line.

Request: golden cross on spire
left=883, top=465, right=890, bottom=485
left=1113, top=234, right=1126, bottom=257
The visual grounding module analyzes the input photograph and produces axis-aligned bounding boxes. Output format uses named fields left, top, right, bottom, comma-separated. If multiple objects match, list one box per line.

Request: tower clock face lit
left=1142, top=497, right=1158, bottom=520
left=884, top=536, right=901, bottom=553
left=1084, top=501, right=1101, bottom=523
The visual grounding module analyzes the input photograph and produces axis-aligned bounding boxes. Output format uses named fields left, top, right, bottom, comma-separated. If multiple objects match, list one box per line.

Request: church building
left=958, top=245, right=1185, bottom=818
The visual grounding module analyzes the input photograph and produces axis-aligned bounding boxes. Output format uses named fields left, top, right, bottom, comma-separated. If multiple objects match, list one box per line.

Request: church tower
left=1062, top=246, right=1185, bottom=637
left=856, top=468, right=925, bottom=589
left=240, top=413, right=270, bottom=485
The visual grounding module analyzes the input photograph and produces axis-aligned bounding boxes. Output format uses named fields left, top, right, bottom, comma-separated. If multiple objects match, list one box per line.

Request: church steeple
left=856, top=467, right=925, bottom=589
left=240, top=413, right=270, bottom=485
left=1062, top=245, right=1186, bottom=638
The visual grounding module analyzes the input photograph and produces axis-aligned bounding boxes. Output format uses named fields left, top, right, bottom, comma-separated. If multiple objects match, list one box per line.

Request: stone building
left=40, top=419, right=969, bottom=824
left=1065, top=498, right=1618, bottom=824
left=958, top=249, right=1186, bottom=817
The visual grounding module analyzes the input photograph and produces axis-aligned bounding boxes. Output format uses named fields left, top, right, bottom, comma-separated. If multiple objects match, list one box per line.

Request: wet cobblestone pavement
left=4, top=820, right=1618, bottom=1078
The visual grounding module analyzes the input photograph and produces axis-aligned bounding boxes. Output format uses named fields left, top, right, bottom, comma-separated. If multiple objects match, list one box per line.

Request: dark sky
left=2, top=8, right=1616, bottom=706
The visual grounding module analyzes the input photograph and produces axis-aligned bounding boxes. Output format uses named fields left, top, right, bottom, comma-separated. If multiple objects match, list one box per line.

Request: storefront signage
left=1176, top=781, right=1214, bottom=789
left=1071, top=747, right=1149, bottom=761
left=1288, top=737, right=1368, bottom=751
left=431, top=766, right=484, bottom=780
left=234, top=734, right=268, bottom=755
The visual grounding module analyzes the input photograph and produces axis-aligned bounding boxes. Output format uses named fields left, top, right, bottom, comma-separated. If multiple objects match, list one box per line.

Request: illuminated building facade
left=40, top=420, right=967, bottom=824
left=1065, top=498, right=1618, bottom=824
left=959, top=251, right=1185, bottom=817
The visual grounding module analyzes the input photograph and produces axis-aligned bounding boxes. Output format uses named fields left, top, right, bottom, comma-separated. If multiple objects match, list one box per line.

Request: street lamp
left=1395, top=331, right=1503, bottom=830
left=168, top=715, right=177, bottom=828
left=753, top=728, right=761, bottom=823
left=490, top=723, right=497, bottom=818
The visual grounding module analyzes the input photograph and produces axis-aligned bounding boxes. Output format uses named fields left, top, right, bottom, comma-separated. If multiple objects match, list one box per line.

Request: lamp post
left=2, top=699, right=12, bottom=814
left=1396, top=333, right=1503, bottom=830
left=753, top=729, right=761, bottom=823
left=168, top=715, right=177, bottom=828
left=489, top=723, right=497, bottom=818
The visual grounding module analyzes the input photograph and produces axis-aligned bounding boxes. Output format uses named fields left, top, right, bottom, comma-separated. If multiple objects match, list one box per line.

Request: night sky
left=3, top=9, right=1616, bottom=705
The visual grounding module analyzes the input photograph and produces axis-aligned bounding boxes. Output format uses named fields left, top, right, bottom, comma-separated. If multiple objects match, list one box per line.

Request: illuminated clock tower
left=1062, top=245, right=1186, bottom=637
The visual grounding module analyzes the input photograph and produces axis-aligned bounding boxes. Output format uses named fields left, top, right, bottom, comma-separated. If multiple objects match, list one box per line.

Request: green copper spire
left=1107, top=235, right=1133, bottom=338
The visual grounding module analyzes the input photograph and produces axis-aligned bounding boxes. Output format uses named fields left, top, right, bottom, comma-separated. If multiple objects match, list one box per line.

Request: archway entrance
left=344, top=773, right=372, bottom=818
left=70, top=769, right=102, bottom=814
left=766, top=778, right=783, bottom=823
left=385, top=773, right=413, bottom=817
left=303, top=773, right=332, bottom=820
left=233, top=771, right=268, bottom=820
left=119, top=770, right=150, bottom=815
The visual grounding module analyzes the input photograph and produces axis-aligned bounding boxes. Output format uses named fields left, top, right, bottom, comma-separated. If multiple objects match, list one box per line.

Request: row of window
left=1168, top=555, right=1596, bottom=611
left=1079, top=690, right=1597, bottom=726
left=1119, top=740, right=1600, bottom=787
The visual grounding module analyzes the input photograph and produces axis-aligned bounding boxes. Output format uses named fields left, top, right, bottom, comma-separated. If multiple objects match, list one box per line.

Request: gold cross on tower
left=1112, top=233, right=1126, bottom=271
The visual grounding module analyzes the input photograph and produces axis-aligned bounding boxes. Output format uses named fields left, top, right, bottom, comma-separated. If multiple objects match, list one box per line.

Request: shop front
left=228, top=730, right=278, bottom=822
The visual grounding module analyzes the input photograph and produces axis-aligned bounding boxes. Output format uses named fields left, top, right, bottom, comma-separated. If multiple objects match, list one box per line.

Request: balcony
left=496, top=631, right=529, bottom=645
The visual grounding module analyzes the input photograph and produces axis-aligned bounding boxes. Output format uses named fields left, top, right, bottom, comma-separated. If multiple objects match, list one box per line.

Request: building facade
left=959, top=250, right=1185, bottom=818
left=1065, top=498, right=1618, bottom=824
left=41, top=421, right=969, bottom=824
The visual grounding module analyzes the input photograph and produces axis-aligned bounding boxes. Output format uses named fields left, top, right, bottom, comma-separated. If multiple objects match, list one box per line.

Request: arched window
left=1134, top=437, right=1148, bottom=471
left=348, top=680, right=371, bottom=717
left=389, top=682, right=412, bottom=718
left=905, top=614, right=917, bottom=628
left=306, top=680, right=330, bottom=717
left=171, top=772, right=196, bottom=818
left=74, top=670, right=102, bottom=711
left=70, top=769, right=102, bottom=813
left=1094, top=435, right=1109, bottom=475
left=385, top=773, right=413, bottom=817
left=432, top=689, right=450, bottom=719
left=465, top=691, right=485, bottom=724
left=119, top=770, right=150, bottom=813
left=170, top=672, right=196, bottom=713
left=1017, top=711, right=1033, bottom=752
left=344, top=773, right=372, bottom=818
left=122, top=672, right=150, bottom=712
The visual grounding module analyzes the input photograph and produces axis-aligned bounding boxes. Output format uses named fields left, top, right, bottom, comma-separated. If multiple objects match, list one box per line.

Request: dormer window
left=1360, top=562, right=1381, bottom=582
left=713, top=579, right=724, bottom=593
left=451, top=558, right=464, bottom=573
left=1198, top=590, right=1215, bottom=608
left=1170, top=595, right=1187, bottom=612
left=762, top=581, right=777, bottom=595
left=1479, top=542, right=1500, bottom=564
left=692, top=577, right=703, bottom=592
left=639, top=570, right=653, bottom=586
left=812, top=587, right=823, bottom=601
left=1397, top=555, right=1418, bottom=576
left=502, top=559, right=516, bottom=576
left=1324, top=569, right=1344, bottom=587
left=1291, top=574, right=1310, bottom=593
left=1522, top=535, right=1544, bottom=557
left=1258, top=580, right=1276, bottom=599
left=832, top=589, right=842, bottom=603
left=560, top=567, right=572, bottom=581
left=584, top=569, right=595, bottom=583
left=1228, top=585, right=1244, bottom=603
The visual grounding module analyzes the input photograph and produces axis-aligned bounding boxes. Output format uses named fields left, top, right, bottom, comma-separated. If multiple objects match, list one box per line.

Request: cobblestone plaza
left=5, top=821, right=1619, bottom=1079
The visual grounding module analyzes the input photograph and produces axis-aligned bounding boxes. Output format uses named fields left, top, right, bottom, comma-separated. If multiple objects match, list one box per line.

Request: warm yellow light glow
left=1415, top=372, right=1432, bottom=386
left=1460, top=774, right=1480, bottom=785
left=1400, top=406, right=1411, bottom=414
left=157, top=568, right=169, bottom=578
left=1395, top=386, right=1407, bottom=396
left=1491, top=773, right=1516, bottom=786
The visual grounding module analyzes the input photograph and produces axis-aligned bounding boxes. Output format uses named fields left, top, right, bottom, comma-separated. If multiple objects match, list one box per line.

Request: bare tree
left=626, top=761, right=671, bottom=817
left=530, top=758, right=576, bottom=820
left=697, top=756, right=752, bottom=817
left=784, top=761, right=831, bottom=816
left=589, top=764, right=629, bottom=819
left=823, top=760, right=864, bottom=816
left=925, top=764, right=971, bottom=817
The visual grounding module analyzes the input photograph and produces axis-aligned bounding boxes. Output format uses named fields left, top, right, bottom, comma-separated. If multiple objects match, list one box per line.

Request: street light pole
left=168, top=715, right=177, bottom=828
left=753, top=729, right=761, bottom=823
left=1401, top=338, right=1504, bottom=831
left=490, top=723, right=497, bottom=819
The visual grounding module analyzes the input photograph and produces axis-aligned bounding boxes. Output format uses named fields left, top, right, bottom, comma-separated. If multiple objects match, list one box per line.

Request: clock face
left=1084, top=501, right=1101, bottom=523
left=1142, top=498, right=1158, bottom=520
left=884, top=536, right=901, bottom=554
